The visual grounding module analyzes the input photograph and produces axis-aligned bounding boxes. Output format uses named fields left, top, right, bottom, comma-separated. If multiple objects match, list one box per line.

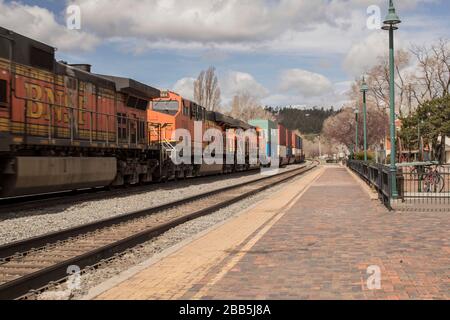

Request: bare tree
left=194, top=66, right=221, bottom=111
left=363, top=49, right=413, bottom=116
left=322, top=105, right=388, bottom=150
left=410, top=39, right=450, bottom=105
left=227, top=92, right=274, bottom=122
left=302, top=136, right=334, bottom=158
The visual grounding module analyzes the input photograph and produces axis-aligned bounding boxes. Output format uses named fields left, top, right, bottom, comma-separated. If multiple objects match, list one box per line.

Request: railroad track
left=0, top=169, right=262, bottom=214
left=0, top=162, right=318, bottom=300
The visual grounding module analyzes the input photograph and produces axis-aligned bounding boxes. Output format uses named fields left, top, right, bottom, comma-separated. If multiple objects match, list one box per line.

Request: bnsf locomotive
left=0, top=27, right=304, bottom=198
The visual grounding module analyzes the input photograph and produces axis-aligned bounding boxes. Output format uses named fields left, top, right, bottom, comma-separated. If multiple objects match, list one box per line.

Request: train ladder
left=161, top=139, right=176, bottom=161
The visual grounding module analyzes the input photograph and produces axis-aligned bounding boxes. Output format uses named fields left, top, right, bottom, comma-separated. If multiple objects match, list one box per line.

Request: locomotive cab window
left=0, top=79, right=7, bottom=106
left=152, top=100, right=179, bottom=116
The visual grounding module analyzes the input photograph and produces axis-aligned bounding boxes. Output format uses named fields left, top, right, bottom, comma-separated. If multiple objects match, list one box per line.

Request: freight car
left=248, top=119, right=304, bottom=166
left=0, top=27, right=161, bottom=197
left=291, top=131, right=305, bottom=164
left=278, top=124, right=289, bottom=166
left=248, top=119, right=278, bottom=166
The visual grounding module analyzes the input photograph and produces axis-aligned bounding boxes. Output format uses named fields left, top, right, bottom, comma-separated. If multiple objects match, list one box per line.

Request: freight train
left=0, top=27, right=304, bottom=197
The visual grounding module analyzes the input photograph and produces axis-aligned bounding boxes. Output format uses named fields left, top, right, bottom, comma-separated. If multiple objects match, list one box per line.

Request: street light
left=354, top=107, right=360, bottom=156
left=382, top=0, right=401, bottom=199
left=360, top=76, right=369, bottom=161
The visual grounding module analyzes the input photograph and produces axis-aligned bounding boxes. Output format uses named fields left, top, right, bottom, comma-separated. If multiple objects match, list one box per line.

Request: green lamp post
left=382, top=0, right=401, bottom=198
left=354, top=107, right=360, bottom=156
left=360, top=76, right=369, bottom=162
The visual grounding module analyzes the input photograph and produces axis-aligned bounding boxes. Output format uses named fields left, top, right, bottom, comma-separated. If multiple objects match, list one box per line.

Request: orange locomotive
left=149, top=91, right=260, bottom=181
left=0, top=27, right=160, bottom=197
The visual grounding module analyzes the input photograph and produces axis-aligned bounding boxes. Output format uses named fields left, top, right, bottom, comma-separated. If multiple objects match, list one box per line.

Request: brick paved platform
left=93, top=167, right=449, bottom=300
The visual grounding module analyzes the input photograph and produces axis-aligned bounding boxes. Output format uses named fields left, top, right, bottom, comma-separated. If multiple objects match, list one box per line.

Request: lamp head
left=383, top=0, right=401, bottom=27
left=360, top=76, right=369, bottom=93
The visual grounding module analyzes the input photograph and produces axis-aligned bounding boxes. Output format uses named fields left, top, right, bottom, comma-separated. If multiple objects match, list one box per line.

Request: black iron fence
left=347, top=160, right=392, bottom=207
left=396, top=163, right=450, bottom=208
left=347, top=160, right=450, bottom=210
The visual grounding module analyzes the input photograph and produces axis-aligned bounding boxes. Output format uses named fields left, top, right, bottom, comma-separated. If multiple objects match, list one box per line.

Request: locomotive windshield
left=152, top=100, right=179, bottom=115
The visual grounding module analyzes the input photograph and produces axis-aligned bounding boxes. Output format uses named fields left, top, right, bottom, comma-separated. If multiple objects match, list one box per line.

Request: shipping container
left=248, top=119, right=278, bottom=158
left=278, top=124, right=287, bottom=146
left=287, top=129, right=293, bottom=157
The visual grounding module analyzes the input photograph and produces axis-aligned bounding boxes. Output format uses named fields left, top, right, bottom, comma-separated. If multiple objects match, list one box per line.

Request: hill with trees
left=267, top=106, right=338, bottom=135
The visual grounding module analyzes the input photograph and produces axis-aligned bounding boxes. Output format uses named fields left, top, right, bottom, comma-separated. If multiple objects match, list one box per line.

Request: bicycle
left=411, top=164, right=445, bottom=193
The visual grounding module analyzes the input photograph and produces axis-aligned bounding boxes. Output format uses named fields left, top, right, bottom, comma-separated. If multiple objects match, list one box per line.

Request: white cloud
left=172, top=77, right=196, bottom=101
left=279, top=69, right=333, bottom=98
left=221, top=71, right=269, bottom=101
left=343, top=32, right=387, bottom=76
left=72, top=0, right=332, bottom=43
left=0, top=0, right=98, bottom=52
left=1, top=0, right=443, bottom=57
left=65, top=0, right=441, bottom=55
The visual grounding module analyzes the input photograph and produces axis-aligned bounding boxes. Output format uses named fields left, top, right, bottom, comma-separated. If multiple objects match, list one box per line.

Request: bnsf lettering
left=24, top=83, right=86, bottom=124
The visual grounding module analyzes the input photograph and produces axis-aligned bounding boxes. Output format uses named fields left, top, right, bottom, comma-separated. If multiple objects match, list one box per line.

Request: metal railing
left=347, top=160, right=392, bottom=207
left=348, top=160, right=450, bottom=210
left=396, top=162, right=450, bottom=207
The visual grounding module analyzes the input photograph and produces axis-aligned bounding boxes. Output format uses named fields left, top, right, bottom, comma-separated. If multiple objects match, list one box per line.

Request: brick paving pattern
left=193, top=167, right=449, bottom=300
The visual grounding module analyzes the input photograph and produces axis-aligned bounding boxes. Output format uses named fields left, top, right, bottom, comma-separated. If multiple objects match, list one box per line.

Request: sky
left=1, top=0, right=449, bottom=109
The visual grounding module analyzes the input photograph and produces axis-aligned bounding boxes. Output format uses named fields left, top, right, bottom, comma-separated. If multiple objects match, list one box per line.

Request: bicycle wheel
left=433, top=173, right=445, bottom=193
left=423, top=175, right=433, bottom=193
